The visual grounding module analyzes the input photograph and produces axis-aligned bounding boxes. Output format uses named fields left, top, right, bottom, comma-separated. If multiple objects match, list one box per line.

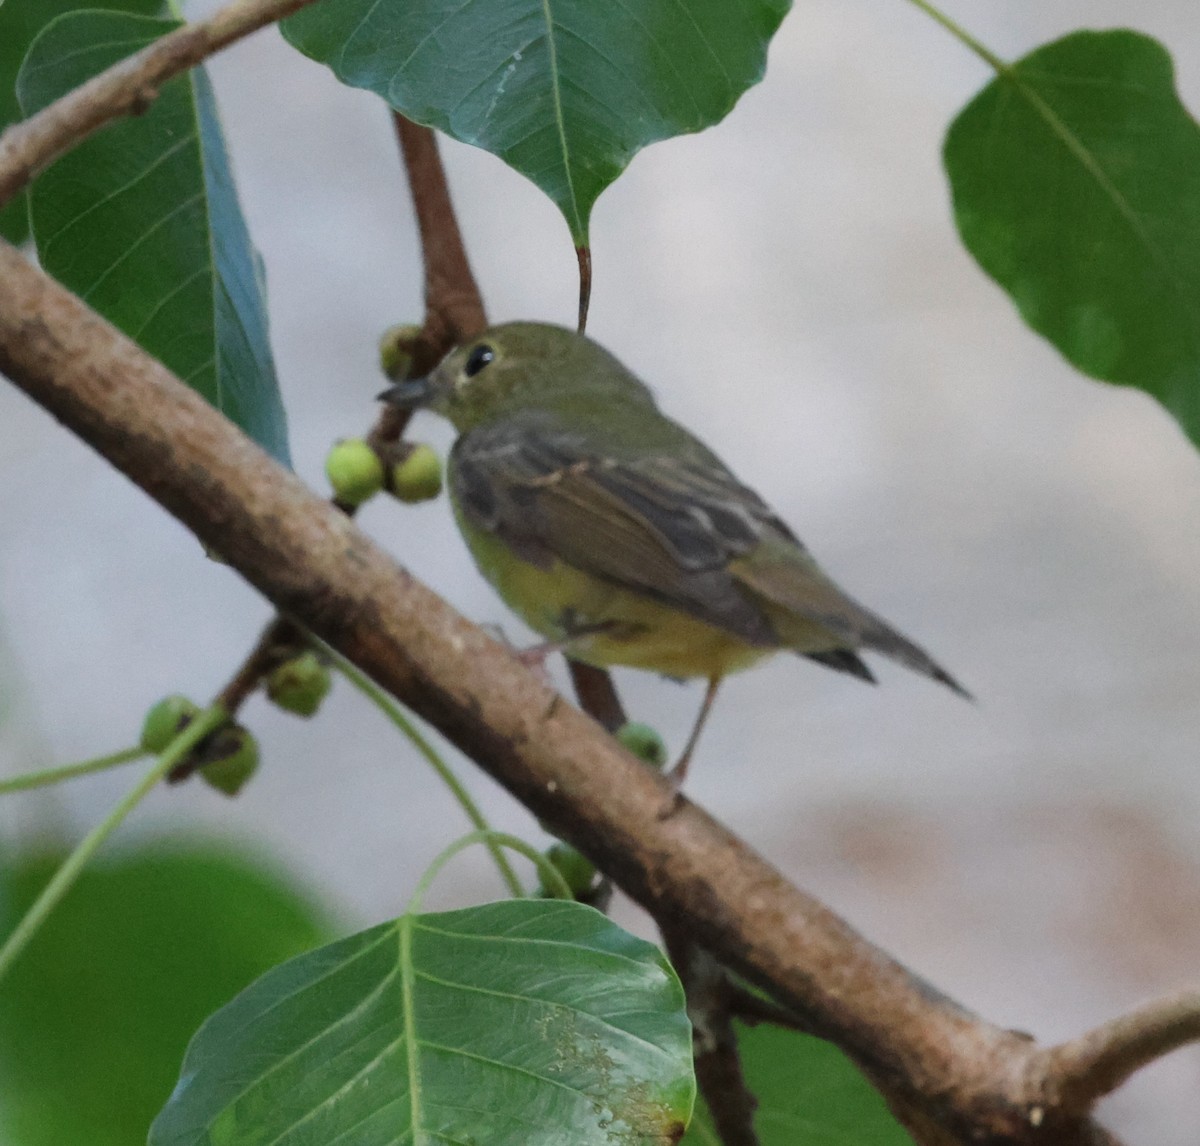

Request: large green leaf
left=151, top=899, right=694, bottom=1145
left=0, top=194, right=28, bottom=247
left=0, top=841, right=331, bottom=1146
left=945, top=30, right=1200, bottom=446
left=682, top=1023, right=912, bottom=1144
left=0, top=0, right=164, bottom=244
left=281, top=0, right=790, bottom=243
left=16, top=11, right=291, bottom=463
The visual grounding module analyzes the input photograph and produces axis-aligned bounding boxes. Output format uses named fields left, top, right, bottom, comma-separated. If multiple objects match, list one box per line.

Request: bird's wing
left=450, top=416, right=786, bottom=647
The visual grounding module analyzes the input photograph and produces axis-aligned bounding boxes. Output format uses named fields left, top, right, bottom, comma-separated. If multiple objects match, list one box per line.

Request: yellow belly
left=460, top=523, right=773, bottom=680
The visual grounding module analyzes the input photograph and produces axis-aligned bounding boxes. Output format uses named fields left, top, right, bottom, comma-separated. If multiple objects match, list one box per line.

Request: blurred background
left=2, top=0, right=1199, bottom=1140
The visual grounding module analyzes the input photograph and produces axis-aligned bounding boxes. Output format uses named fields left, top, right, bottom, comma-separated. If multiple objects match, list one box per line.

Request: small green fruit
left=540, top=842, right=596, bottom=899
left=616, top=721, right=668, bottom=770
left=389, top=443, right=443, bottom=504
left=267, top=651, right=332, bottom=718
left=140, top=694, right=199, bottom=754
left=200, top=726, right=260, bottom=797
left=379, top=323, right=422, bottom=381
left=325, top=438, right=384, bottom=506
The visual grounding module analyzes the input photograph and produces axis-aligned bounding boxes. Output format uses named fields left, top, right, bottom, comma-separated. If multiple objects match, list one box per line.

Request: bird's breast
left=456, top=514, right=773, bottom=679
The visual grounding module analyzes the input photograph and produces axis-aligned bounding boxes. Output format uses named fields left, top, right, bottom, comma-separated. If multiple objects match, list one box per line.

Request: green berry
left=200, top=726, right=260, bottom=797
left=616, top=721, right=668, bottom=770
left=325, top=438, right=384, bottom=506
left=379, top=324, right=422, bottom=381
left=267, top=651, right=332, bottom=718
left=140, top=694, right=199, bottom=754
left=389, top=443, right=443, bottom=504
left=540, top=842, right=596, bottom=899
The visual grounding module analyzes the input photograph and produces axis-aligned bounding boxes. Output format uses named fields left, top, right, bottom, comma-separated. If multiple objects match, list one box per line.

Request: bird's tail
left=731, top=549, right=971, bottom=698
left=840, top=611, right=971, bottom=699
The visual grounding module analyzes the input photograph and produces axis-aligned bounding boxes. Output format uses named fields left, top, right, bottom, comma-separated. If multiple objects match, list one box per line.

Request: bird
left=381, top=321, right=968, bottom=783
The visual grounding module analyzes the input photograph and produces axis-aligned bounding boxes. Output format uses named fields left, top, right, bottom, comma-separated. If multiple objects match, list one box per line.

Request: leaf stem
left=0, top=744, right=146, bottom=795
left=408, top=830, right=571, bottom=915
left=0, top=704, right=227, bottom=983
left=576, top=245, right=592, bottom=334
left=327, top=650, right=526, bottom=898
left=899, top=0, right=1008, bottom=73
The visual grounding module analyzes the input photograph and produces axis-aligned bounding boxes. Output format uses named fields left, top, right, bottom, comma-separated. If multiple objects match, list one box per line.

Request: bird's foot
left=514, top=639, right=568, bottom=686
left=655, top=762, right=689, bottom=820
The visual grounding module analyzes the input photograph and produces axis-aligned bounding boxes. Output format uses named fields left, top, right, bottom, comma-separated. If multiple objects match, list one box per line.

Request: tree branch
left=663, top=929, right=760, bottom=1146
left=0, top=0, right=322, bottom=210
left=1040, top=990, right=1200, bottom=1112
left=7, top=235, right=1184, bottom=1144
left=392, top=114, right=487, bottom=348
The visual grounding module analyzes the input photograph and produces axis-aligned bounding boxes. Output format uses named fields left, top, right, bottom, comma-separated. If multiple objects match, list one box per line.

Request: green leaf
left=0, top=0, right=164, bottom=244
left=0, top=841, right=331, bottom=1146
left=16, top=11, right=291, bottom=464
left=682, top=1023, right=913, bottom=1145
left=281, top=0, right=790, bottom=243
left=944, top=30, right=1200, bottom=445
left=151, top=899, right=694, bottom=1145
left=0, top=191, right=30, bottom=247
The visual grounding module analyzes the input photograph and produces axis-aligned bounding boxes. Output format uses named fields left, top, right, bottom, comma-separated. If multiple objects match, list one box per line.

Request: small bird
left=383, top=322, right=967, bottom=781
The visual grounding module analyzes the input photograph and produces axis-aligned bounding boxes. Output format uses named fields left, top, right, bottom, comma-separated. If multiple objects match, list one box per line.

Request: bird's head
left=379, top=321, right=651, bottom=432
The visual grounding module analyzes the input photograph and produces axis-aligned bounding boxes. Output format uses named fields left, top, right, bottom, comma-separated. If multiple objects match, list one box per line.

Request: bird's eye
left=463, top=344, right=495, bottom=378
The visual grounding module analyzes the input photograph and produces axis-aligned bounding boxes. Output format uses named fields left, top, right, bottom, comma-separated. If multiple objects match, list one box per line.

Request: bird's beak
left=377, top=374, right=437, bottom=409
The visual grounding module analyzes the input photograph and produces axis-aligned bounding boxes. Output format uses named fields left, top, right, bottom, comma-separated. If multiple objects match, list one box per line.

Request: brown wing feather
left=450, top=417, right=779, bottom=647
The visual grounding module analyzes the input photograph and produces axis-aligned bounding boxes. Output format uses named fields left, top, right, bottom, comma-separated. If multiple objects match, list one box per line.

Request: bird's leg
left=478, top=625, right=563, bottom=686
left=512, top=612, right=623, bottom=677
left=513, top=638, right=568, bottom=671
left=657, top=681, right=720, bottom=816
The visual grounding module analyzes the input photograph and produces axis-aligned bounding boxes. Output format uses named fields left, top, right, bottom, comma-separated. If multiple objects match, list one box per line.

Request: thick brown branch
left=0, top=237, right=1166, bottom=1144
left=0, top=0, right=321, bottom=209
left=1039, top=990, right=1200, bottom=1112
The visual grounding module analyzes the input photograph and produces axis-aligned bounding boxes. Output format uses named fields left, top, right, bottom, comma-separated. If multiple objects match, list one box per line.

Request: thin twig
left=386, top=116, right=487, bottom=365
left=0, top=0, right=322, bottom=208
left=216, top=615, right=304, bottom=713
left=663, top=929, right=760, bottom=1146
left=159, top=614, right=303, bottom=782
left=0, top=704, right=227, bottom=982
left=328, top=647, right=526, bottom=899
left=1042, top=990, right=1200, bottom=1111
left=365, top=116, right=489, bottom=458
left=0, top=745, right=146, bottom=795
